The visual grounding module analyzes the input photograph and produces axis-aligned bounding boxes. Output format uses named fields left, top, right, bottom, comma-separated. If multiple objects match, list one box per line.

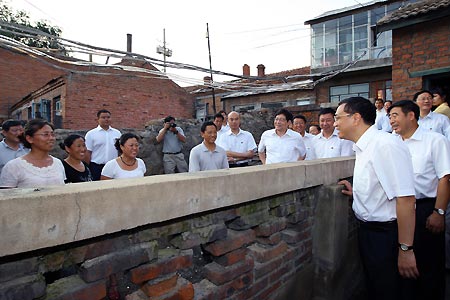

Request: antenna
left=156, top=28, right=172, bottom=72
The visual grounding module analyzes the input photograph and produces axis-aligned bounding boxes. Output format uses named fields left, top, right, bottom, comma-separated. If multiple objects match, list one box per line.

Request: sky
left=6, top=0, right=360, bottom=86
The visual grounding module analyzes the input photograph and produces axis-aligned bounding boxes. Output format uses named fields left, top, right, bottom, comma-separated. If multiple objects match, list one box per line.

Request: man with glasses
left=0, top=120, right=29, bottom=176
left=413, top=90, right=450, bottom=140
left=258, top=109, right=306, bottom=164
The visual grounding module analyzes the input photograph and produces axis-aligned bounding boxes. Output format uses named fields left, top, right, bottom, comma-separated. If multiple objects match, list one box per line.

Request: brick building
left=377, top=0, right=450, bottom=99
left=1, top=46, right=194, bottom=129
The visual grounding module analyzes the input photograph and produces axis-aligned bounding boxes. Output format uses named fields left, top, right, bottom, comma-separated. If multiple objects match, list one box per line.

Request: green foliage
left=0, top=0, right=67, bottom=55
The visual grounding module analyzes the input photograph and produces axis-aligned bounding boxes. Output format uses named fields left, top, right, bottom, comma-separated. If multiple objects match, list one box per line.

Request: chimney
left=203, top=76, right=212, bottom=85
left=243, top=64, right=250, bottom=76
left=257, top=64, right=265, bottom=77
left=127, top=33, right=132, bottom=53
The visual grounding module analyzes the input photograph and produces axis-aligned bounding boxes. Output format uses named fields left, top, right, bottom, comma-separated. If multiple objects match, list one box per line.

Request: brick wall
left=0, top=183, right=360, bottom=300
left=391, top=18, right=450, bottom=100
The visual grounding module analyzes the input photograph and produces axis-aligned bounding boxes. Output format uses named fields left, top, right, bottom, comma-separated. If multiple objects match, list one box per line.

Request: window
left=330, top=83, right=369, bottom=103
left=261, top=102, right=286, bottom=109
left=296, top=99, right=311, bottom=106
left=233, top=104, right=255, bottom=112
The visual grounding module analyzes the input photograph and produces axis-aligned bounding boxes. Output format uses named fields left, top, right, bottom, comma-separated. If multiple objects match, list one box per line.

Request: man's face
left=98, top=112, right=111, bottom=128
left=274, top=114, right=289, bottom=133
left=213, top=117, right=223, bottom=131
left=319, top=113, right=334, bottom=134
left=389, top=107, right=412, bottom=136
left=2, top=125, right=24, bottom=144
left=333, top=104, right=353, bottom=140
left=415, top=92, right=433, bottom=113
left=292, top=118, right=306, bottom=134
left=384, top=101, right=392, bottom=111
left=221, top=112, right=227, bottom=123
left=228, top=112, right=240, bottom=131
left=375, top=100, right=384, bottom=110
left=309, top=126, right=320, bottom=135
left=201, top=125, right=217, bottom=144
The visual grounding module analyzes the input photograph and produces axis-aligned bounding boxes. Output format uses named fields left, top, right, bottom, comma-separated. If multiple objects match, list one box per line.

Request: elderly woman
left=60, top=134, right=92, bottom=183
left=0, top=119, right=65, bottom=188
left=100, top=133, right=146, bottom=180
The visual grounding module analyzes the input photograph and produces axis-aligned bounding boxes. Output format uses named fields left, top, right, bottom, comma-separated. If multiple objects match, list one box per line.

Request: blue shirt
left=0, top=139, right=29, bottom=175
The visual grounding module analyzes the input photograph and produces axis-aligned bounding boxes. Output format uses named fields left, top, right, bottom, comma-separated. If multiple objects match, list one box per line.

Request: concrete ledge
left=0, top=157, right=354, bottom=257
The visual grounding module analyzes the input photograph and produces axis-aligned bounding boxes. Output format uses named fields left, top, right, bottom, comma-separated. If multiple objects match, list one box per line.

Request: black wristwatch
left=398, top=243, right=413, bottom=251
left=434, top=208, right=445, bottom=216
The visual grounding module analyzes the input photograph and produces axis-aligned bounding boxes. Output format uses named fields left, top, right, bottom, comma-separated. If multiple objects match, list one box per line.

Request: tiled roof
left=378, top=0, right=450, bottom=26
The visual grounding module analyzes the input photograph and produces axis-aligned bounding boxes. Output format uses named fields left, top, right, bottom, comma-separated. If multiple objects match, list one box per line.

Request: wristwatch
left=434, top=208, right=445, bottom=215
left=398, top=243, right=413, bottom=251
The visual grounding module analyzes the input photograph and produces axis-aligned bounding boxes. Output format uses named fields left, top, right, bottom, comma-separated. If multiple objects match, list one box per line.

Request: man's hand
left=398, top=250, right=419, bottom=279
left=163, top=122, right=171, bottom=130
left=338, top=180, right=353, bottom=196
left=426, top=212, right=445, bottom=233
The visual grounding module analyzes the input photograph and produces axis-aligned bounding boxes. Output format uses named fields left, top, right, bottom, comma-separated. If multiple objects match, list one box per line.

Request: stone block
left=141, top=273, right=178, bottom=297
left=80, top=241, right=157, bottom=282
left=247, top=241, right=288, bottom=263
left=287, top=210, right=309, bottom=224
left=270, top=203, right=297, bottom=217
left=0, top=274, right=46, bottom=300
left=0, top=257, right=39, bottom=283
left=203, top=229, right=255, bottom=257
left=254, top=217, right=287, bottom=237
left=210, top=208, right=238, bottom=223
left=170, top=223, right=227, bottom=249
left=227, top=210, right=271, bottom=230
left=125, top=289, right=148, bottom=300
left=214, top=248, right=247, bottom=267
left=203, top=256, right=254, bottom=285
left=44, top=275, right=106, bottom=300
left=130, top=249, right=193, bottom=284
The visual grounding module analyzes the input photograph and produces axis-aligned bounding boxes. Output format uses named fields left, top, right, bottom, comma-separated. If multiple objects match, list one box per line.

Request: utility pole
left=206, top=23, right=216, bottom=115
left=156, top=28, right=172, bottom=72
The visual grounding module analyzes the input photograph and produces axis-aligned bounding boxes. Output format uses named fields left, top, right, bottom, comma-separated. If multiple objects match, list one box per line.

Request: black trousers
left=89, top=162, right=105, bottom=181
left=402, top=198, right=445, bottom=300
left=357, top=219, right=405, bottom=300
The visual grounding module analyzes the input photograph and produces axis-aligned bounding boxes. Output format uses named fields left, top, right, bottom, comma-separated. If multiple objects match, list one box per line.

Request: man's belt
left=164, top=152, right=182, bottom=155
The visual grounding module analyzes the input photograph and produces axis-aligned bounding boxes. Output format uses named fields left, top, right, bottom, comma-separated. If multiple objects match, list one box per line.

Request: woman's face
left=66, top=138, right=87, bottom=161
left=433, top=93, right=445, bottom=106
left=120, top=138, right=139, bottom=158
left=27, top=125, right=55, bottom=152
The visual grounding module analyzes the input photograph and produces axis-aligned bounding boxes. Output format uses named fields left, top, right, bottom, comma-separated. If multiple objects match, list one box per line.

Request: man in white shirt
left=216, top=111, right=257, bottom=168
left=413, top=90, right=450, bottom=139
left=189, top=121, right=228, bottom=172
left=312, top=108, right=354, bottom=158
left=218, top=110, right=230, bottom=134
left=213, top=113, right=224, bottom=140
left=0, top=120, right=29, bottom=177
left=374, top=98, right=386, bottom=123
left=375, top=100, right=393, bottom=133
left=85, top=109, right=121, bottom=180
left=292, top=115, right=316, bottom=160
left=258, top=109, right=306, bottom=164
left=389, top=100, right=450, bottom=299
left=336, top=97, right=418, bottom=300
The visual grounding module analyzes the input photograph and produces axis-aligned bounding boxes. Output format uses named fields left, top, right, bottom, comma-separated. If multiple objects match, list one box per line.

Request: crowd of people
left=0, top=89, right=449, bottom=299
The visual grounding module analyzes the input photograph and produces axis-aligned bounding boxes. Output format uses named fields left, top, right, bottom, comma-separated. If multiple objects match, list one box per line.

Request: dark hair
left=163, top=116, right=175, bottom=123
left=338, top=97, right=376, bottom=125
left=275, top=108, right=293, bottom=123
left=20, top=119, right=55, bottom=148
left=388, top=100, right=420, bottom=121
left=114, top=133, right=140, bottom=155
left=59, top=134, right=85, bottom=151
left=293, top=115, right=307, bottom=123
left=213, top=113, right=224, bottom=121
left=218, top=110, right=227, bottom=115
left=201, top=121, right=217, bottom=133
left=430, top=87, right=450, bottom=105
left=318, top=107, right=336, bottom=118
left=309, top=125, right=321, bottom=132
left=375, top=98, right=384, bottom=103
left=1, top=119, right=23, bottom=131
left=412, top=90, right=433, bottom=102
left=96, top=109, right=111, bottom=118
left=385, top=100, right=392, bottom=104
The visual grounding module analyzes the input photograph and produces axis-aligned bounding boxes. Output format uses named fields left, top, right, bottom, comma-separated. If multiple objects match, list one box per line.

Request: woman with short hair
left=60, top=134, right=93, bottom=183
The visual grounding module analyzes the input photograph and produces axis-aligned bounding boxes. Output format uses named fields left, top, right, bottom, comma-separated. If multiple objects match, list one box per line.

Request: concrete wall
left=0, top=158, right=362, bottom=300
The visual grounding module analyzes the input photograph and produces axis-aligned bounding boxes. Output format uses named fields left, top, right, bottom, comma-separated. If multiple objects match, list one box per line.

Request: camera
left=170, top=123, right=177, bottom=128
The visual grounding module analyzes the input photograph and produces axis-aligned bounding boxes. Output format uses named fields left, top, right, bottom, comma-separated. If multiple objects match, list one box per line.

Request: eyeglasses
left=334, top=114, right=353, bottom=121
left=35, top=132, right=55, bottom=138
left=274, top=118, right=287, bottom=122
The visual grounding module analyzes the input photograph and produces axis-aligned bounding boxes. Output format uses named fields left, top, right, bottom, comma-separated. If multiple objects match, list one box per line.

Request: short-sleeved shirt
left=418, top=111, right=450, bottom=140
left=159, top=127, right=185, bottom=153
left=101, top=158, right=146, bottom=179
left=375, top=113, right=392, bottom=133
left=0, top=156, right=66, bottom=188
left=302, top=133, right=316, bottom=161
left=216, top=128, right=257, bottom=163
left=312, top=129, right=355, bottom=159
left=85, top=126, right=121, bottom=164
left=395, top=127, right=450, bottom=199
left=0, top=139, right=29, bottom=175
left=258, top=129, right=306, bottom=164
left=189, top=143, right=228, bottom=172
left=63, top=160, right=93, bottom=183
left=352, top=125, right=415, bottom=222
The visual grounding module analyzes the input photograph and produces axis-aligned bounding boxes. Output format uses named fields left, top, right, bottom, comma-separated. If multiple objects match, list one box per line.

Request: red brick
left=125, top=290, right=148, bottom=300
left=254, top=256, right=283, bottom=279
left=248, top=241, right=288, bottom=263
left=203, top=229, right=255, bottom=257
left=254, top=218, right=286, bottom=237
left=193, top=279, right=226, bottom=300
left=130, top=250, right=193, bottom=284
left=256, top=232, right=281, bottom=246
left=46, top=275, right=106, bottom=300
left=150, top=277, right=194, bottom=300
left=231, top=277, right=268, bottom=300
left=141, top=273, right=178, bottom=297
left=204, top=256, right=254, bottom=285
left=214, top=248, right=248, bottom=267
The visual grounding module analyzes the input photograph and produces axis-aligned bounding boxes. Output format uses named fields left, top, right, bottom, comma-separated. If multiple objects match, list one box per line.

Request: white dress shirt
left=312, top=129, right=355, bottom=159
left=85, top=125, right=121, bottom=164
left=395, top=127, right=450, bottom=199
left=418, top=111, right=450, bottom=140
left=352, top=126, right=415, bottom=222
left=302, top=133, right=316, bottom=160
left=216, top=128, right=257, bottom=163
left=375, top=113, right=392, bottom=133
left=258, top=129, right=306, bottom=164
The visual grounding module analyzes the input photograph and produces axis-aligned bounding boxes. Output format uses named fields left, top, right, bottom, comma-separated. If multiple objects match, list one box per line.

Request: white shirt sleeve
left=101, top=159, right=118, bottom=178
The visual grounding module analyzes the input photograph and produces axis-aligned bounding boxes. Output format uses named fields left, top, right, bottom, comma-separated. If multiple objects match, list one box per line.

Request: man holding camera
left=156, top=116, right=188, bottom=174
